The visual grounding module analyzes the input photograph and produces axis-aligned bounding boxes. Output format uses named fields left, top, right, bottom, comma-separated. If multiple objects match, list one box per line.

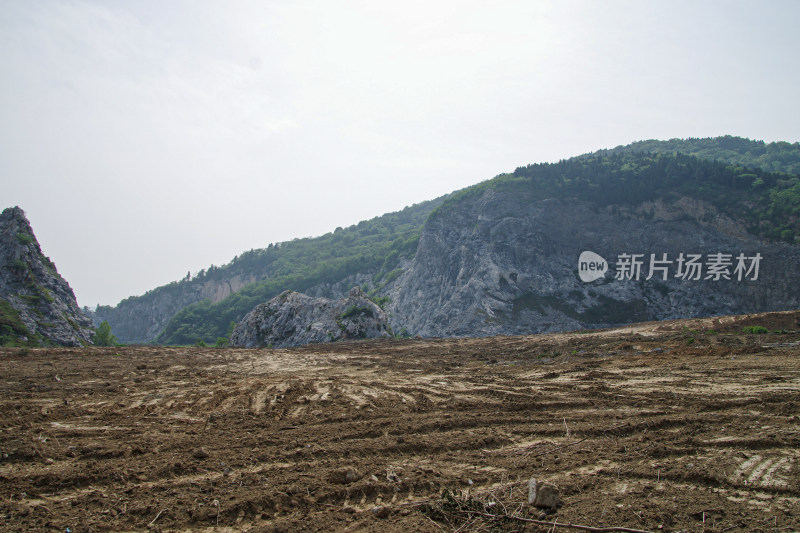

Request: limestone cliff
left=387, top=191, right=800, bottom=337
left=230, top=287, right=392, bottom=348
left=0, top=207, right=94, bottom=346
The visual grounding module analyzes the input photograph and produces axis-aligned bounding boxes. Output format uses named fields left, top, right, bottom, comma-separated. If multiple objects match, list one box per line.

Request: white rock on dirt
left=528, top=478, right=561, bottom=509
left=371, top=505, right=391, bottom=518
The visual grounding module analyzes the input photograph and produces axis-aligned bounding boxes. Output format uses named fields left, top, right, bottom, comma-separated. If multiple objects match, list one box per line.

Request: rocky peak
left=229, top=287, right=392, bottom=348
left=0, top=206, right=94, bottom=346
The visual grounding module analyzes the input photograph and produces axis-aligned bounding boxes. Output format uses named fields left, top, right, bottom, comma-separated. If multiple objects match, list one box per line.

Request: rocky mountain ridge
left=93, top=137, right=800, bottom=345
left=0, top=207, right=94, bottom=346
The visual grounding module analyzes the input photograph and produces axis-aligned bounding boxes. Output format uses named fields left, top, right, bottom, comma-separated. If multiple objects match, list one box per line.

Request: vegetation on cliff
left=598, top=135, right=800, bottom=174
left=0, top=299, right=39, bottom=347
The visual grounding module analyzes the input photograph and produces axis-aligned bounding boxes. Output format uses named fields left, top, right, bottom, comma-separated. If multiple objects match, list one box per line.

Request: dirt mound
left=1, top=311, right=799, bottom=531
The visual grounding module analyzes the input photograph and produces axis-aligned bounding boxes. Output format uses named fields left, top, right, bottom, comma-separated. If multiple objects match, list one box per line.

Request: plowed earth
left=1, top=311, right=799, bottom=532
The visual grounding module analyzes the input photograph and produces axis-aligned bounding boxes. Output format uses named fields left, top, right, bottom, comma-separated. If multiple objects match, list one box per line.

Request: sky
left=2, top=0, right=799, bottom=308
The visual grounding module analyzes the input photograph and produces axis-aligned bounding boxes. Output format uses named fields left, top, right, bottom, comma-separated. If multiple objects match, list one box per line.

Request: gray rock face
left=0, top=207, right=94, bottom=346
left=229, top=287, right=392, bottom=348
left=387, top=191, right=800, bottom=337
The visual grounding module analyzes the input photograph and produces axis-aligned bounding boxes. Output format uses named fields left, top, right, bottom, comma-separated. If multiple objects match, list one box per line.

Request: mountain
left=386, top=152, right=800, bottom=336
left=229, top=287, right=392, bottom=348
left=0, top=207, right=94, bottom=346
left=94, top=196, right=445, bottom=344
left=95, top=136, right=800, bottom=344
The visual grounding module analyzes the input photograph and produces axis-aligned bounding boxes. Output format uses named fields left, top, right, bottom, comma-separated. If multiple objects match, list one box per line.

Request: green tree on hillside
left=93, top=321, right=119, bottom=346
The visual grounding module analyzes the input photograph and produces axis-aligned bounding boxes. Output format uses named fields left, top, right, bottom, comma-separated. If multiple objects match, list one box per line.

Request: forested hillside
left=434, top=150, right=800, bottom=243
left=595, top=135, right=800, bottom=174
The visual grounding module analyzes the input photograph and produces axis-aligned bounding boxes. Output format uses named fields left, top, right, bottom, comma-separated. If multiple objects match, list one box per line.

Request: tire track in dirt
left=1, top=311, right=799, bottom=531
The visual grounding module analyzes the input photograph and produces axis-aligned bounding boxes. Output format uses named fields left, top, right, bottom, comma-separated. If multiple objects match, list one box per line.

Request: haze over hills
left=94, top=136, right=800, bottom=346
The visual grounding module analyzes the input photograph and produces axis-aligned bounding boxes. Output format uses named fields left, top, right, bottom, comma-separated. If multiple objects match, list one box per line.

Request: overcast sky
left=2, top=0, right=799, bottom=308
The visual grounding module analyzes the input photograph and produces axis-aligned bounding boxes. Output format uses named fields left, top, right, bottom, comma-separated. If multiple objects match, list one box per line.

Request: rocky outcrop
left=0, top=207, right=94, bottom=346
left=230, top=287, right=392, bottom=348
left=387, top=191, right=800, bottom=337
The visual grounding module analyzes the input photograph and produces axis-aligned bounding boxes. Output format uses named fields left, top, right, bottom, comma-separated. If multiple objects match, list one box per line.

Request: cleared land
left=1, top=311, right=799, bottom=532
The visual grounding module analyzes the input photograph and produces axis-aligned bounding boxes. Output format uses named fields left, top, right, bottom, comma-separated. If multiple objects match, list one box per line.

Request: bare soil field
left=1, top=311, right=799, bottom=532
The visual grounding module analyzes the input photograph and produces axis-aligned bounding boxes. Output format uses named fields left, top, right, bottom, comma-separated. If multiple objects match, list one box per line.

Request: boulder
left=229, top=287, right=392, bottom=348
left=528, top=478, right=561, bottom=510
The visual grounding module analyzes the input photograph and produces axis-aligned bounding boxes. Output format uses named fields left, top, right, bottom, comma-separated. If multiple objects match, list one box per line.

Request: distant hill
left=95, top=196, right=446, bottom=344
left=95, top=136, right=800, bottom=345
left=0, top=207, right=94, bottom=346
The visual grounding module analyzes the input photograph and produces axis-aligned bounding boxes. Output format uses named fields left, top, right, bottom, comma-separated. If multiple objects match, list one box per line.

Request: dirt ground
left=1, top=311, right=799, bottom=532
